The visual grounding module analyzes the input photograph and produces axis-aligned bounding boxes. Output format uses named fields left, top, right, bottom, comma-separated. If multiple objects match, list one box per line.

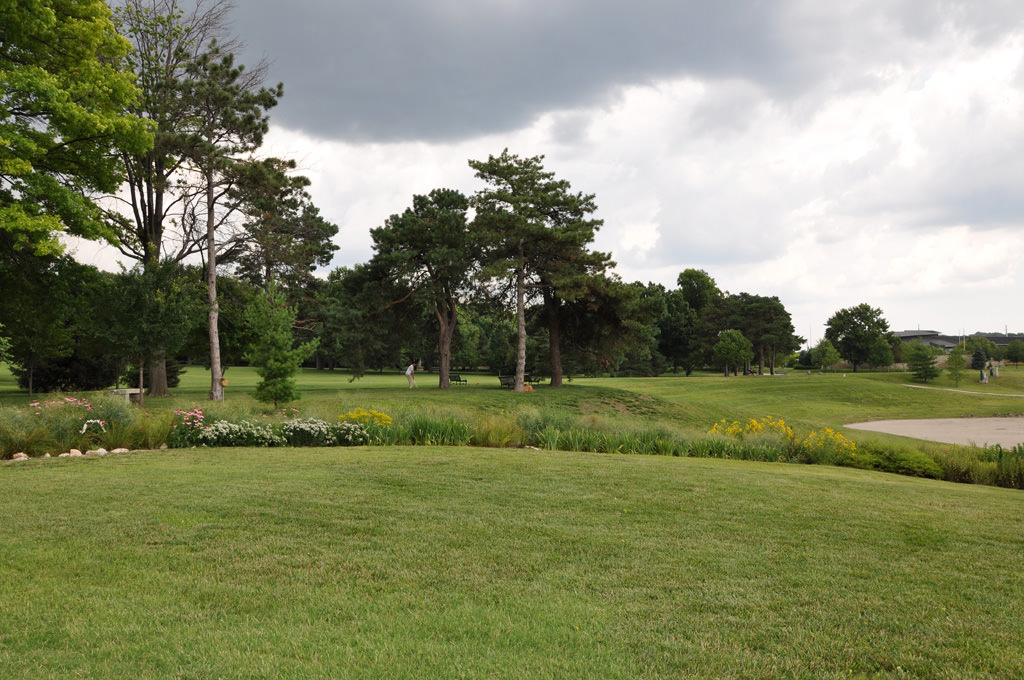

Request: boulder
left=11, top=452, right=29, bottom=461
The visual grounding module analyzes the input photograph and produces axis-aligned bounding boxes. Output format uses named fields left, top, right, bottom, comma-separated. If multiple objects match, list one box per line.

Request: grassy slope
left=2, top=447, right=1023, bottom=679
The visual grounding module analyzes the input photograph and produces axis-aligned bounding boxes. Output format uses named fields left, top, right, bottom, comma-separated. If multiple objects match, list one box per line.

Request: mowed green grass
left=3, top=446, right=1023, bottom=679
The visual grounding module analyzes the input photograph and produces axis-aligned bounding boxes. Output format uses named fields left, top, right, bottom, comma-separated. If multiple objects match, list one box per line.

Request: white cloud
left=189, top=2, right=1024, bottom=340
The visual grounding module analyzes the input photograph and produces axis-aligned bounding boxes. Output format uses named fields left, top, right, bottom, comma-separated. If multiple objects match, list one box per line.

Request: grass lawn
left=3, top=446, right=1023, bottom=679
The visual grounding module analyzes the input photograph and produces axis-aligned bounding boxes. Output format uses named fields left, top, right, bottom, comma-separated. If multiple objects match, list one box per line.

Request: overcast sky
left=219, top=1, right=1024, bottom=343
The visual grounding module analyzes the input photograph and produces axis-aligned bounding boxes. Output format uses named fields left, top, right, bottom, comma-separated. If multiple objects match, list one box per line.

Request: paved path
left=903, top=384, right=1024, bottom=398
left=846, top=417, right=1024, bottom=447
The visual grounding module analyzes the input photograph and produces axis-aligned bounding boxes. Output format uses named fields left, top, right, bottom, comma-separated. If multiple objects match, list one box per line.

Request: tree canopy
left=824, top=303, right=894, bottom=371
left=470, top=149, right=610, bottom=389
left=370, top=188, right=474, bottom=389
left=1, top=0, right=150, bottom=255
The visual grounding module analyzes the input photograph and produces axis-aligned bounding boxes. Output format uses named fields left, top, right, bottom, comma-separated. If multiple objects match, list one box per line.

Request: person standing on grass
left=406, top=362, right=416, bottom=388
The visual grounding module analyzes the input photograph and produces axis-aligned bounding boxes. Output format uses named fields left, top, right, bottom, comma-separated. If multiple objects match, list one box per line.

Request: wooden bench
left=498, top=375, right=515, bottom=389
left=449, top=373, right=467, bottom=385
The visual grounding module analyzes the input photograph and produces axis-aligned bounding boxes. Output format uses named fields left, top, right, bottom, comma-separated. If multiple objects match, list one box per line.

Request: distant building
left=896, top=330, right=1018, bottom=349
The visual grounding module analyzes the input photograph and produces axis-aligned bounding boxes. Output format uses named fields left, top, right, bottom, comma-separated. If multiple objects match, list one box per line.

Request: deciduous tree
left=1, top=0, right=149, bottom=255
left=713, top=330, right=754, bottom=377
left=811, top=338, right=841, bottom=371
left=1004, top=339, right=1024, bottom=366
left=824, top=304, right=893, bottom=372
left=370, top=189, right=474, bottom=389
left=946, top=345, right=967, bottom=387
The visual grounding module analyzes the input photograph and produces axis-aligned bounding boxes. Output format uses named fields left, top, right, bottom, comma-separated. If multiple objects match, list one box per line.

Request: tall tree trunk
left=436, top=299, right=456, bottom=389
left=514, top=263, right=526, bottom=393
left=148, top=352, right=169, bottom=397
left=545, top=291, right=563, bottom=387
left=206, top=168, right=224, bottom=401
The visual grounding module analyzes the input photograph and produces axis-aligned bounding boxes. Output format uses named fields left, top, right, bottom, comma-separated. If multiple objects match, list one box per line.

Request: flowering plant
left=168, top=408, right=208, bottom=447
left=342, top=408, right=392, bottom=427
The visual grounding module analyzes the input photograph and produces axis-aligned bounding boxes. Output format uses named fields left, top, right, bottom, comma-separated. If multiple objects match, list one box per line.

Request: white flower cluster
left=279, top=418, right=369, bottom=447
left=196, top=420, right=284, bottom=448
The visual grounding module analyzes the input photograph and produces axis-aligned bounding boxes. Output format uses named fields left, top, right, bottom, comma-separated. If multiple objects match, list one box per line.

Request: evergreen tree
left=470, top=150, right=610, bottom=389
left=244, top=283, right=318, bottom=408
left=906, top=340, right=940, bottom=383
left=971, top=348, right=986, bottom=371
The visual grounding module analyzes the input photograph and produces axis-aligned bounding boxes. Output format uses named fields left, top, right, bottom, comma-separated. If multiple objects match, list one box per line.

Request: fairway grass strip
left=2, top=447, right=1023, bottom=679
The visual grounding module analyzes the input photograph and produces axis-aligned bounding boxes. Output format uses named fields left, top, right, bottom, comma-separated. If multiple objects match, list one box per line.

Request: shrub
left=929, top=446, right=998, bottom=485
left=278, top=418, right=369, bottom=447
left=332, top=422, right=370, bottom=446
left=886, top=449, right=944, bottom=479
left=854, top=440, right=944, bottom=480
left=196, top=420, right=284, bottom=448
left=279, top=418, right=336, bottom=447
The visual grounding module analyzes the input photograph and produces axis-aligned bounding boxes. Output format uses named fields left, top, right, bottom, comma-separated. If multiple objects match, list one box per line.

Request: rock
left=111, top=448, right=130, bottom=454
left=85, top=448, right=108, bottom=456
left=69, top=449, right=83, bottom=457
left=11, top=452, right=29, bottom=461
left=43, top=453, right=51, bottom=458
left=58, top=452, right=71, bottom=457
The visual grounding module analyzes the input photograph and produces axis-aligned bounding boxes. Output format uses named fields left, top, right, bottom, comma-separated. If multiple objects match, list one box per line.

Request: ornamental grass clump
left=0, top=395, right=148, bottom=457
left=405, top=416, right=472, bottom=446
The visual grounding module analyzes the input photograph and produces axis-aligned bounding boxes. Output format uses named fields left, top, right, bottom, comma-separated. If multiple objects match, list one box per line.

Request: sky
left=79, top=0, right=1024, bottom=345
